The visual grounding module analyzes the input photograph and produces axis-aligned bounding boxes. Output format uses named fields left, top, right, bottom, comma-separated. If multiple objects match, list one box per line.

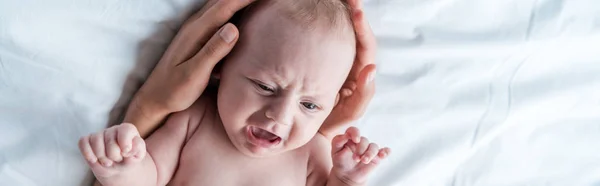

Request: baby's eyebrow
left=298, top=88, right=330, bottom=100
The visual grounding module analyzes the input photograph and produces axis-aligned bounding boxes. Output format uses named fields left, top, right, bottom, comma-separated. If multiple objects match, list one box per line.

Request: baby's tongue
left=252, top=127, right=278, bottom=141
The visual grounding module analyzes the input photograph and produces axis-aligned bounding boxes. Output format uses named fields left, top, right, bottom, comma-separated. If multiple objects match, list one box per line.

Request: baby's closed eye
left=249, top=79, right=276, bottom=95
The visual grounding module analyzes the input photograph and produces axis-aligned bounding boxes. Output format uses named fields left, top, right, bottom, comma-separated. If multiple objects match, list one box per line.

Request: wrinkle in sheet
left=469, top=56, right=528, bottom=146
left=0, top=55, right=8, bottom=88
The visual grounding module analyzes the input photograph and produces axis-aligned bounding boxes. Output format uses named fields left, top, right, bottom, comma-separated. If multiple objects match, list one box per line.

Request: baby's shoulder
left=175, top=92, right=219, bottom=141
left=303, top=133, right=333, bottom=185
left=183, top=92, right=216, bottom=115
left=305, top=134, right=332, bottom=166
left=306, top=133, right=331, bottom=155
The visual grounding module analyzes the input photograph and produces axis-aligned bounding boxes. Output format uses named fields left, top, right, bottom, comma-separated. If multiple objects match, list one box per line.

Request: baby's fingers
left=345, top=127, right=361, bottom=143
left=370, top=147, right=391, bottom=164
left=104, top=128, right=123, bottom=163
left=379, top=148, right=391, bottom=158
left=124, top=136, right=147, bottom=163
left=78, top=136, right=97, bottom=164
left=90, top=132, right=112, bottom=167
left=117, top=123, right=139, bottom=157
left=360, top=143, right=379, bottom=164
left=332, top=134, right=351, bottom=154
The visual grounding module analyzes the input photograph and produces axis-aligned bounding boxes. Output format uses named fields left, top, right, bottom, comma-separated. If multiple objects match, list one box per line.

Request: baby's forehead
left=230, top=0, right=356, bottom=92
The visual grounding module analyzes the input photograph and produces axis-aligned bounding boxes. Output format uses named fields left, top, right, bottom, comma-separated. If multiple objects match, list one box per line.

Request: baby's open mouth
left=247, top=126, right=281, bottom=147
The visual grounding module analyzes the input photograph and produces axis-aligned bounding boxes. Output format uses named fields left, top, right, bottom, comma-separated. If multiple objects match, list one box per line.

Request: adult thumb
left=184, top=23, right=239, bottom=75
left=341, top=64, right=376, bottom=117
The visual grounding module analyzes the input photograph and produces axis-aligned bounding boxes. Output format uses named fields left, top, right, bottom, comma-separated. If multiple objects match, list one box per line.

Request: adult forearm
left=123, top=94, right=169, bottom=138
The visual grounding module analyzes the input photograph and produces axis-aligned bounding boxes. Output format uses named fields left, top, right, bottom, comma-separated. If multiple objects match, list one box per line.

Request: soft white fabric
left=1, top=0, right=599, bottom=185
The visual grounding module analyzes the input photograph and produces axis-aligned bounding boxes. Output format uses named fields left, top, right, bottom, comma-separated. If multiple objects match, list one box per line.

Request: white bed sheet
left=1, top=0, right=599, bottom=185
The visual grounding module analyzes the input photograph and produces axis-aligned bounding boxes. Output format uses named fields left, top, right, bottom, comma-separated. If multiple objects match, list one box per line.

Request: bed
left=1, top=0, right=599, bottom=185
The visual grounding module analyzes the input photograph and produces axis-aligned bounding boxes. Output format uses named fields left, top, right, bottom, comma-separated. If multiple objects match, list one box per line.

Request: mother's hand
left=320, top=0, right=377, bottom=139
left=125, top=0, right=256, bottom=137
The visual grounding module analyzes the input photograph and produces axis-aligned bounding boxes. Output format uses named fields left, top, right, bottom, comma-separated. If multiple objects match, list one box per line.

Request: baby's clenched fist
left=78, top=123, right=146, bottom=178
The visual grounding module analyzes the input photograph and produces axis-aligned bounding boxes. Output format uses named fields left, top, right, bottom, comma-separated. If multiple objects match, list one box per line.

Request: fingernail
left=341, top=89, right=352, bottom=97
left=367, top=71, right=376, bottom=83
left=88, top=157, right=97, bottom=163
left=100, top=159, right=112, bottom=167
left=362, top=157, right=369, bottom=163
left=220, top=25, right=236, bottom=43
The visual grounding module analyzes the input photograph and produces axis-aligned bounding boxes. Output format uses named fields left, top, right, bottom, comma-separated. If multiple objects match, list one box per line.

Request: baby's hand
left=331, top=127, right=391, bottom=185
left=78, top=123, right=146, bottom=178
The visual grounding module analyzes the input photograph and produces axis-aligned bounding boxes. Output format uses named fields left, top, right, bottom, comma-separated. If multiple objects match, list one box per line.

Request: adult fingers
left=346, top=0, right=363, bottom=10
left=351, top=9, right=377, bottom=67
left=337, top=64, right=376, bottom=120
left=184, top=0, right=219, bottom=24
left=167, top=0, right=255, bottom=65
left=355, top=64, right=376, bottom=100
left=182, top=23, right=239, bottom=77
left=197, top=0, right=255, bottom=32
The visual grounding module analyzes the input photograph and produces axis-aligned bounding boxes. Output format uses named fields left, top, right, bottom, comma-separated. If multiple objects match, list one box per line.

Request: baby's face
left=217, top=9, right=355, bottom=157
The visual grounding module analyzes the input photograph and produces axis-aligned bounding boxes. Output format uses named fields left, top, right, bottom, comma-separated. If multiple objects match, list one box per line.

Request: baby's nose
left=265, top=99, right=295, bottom=126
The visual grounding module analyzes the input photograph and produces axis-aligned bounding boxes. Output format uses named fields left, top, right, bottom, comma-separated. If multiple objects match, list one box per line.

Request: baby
left=79, top=0, right=389, bottom=185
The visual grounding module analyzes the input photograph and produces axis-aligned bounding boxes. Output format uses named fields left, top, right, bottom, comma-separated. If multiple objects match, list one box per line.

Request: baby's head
left=217, top=0, right=355, bottom=157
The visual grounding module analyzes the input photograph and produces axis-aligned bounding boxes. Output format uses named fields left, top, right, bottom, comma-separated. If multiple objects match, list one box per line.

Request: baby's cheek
left=288, top=121, right=321, bottom=147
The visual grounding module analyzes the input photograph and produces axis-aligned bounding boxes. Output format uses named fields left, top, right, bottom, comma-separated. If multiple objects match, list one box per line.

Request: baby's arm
left=80, top=102, right=202, bottom=185
left=144, top=106, right=197, bottom=185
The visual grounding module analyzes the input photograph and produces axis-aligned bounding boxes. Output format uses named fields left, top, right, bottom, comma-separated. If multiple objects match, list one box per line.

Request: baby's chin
left=234, top=137, right=291, bottom=158
left=237, top=143, right=281, bottom=158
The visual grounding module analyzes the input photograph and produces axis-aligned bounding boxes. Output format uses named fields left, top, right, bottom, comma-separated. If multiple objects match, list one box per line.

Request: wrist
left=328, top=168, right=365, bottom=186
left=126, top=95, right=168, bottom=120
left=124, top=93, right=170, bottom=137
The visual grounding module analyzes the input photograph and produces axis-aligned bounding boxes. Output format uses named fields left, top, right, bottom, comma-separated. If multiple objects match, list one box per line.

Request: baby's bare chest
left=168, top=120, right=309, bottom=186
